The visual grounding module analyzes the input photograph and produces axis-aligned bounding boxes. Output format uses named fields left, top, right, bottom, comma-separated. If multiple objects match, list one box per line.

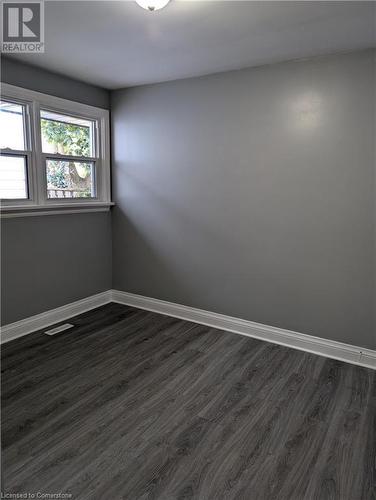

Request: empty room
left=1, top=1, right=375, bottom=498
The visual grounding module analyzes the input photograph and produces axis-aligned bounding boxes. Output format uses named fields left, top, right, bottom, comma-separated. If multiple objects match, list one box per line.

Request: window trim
left=0, top=84, right=112, bottom=216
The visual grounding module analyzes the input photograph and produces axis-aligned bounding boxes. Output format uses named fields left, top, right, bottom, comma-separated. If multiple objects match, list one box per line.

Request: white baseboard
left=2, top=288, right=375, bottom=370
left=111, top=290, right=376, bottom=370
left=0, top=291, right=112, bottom=344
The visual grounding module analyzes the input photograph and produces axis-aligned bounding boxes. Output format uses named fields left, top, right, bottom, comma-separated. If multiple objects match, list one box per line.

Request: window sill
left=0, top=202, right=114, bottom=218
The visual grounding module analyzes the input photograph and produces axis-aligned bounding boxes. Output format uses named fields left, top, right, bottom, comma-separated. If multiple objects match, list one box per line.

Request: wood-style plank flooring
left=1, top=303, right=375, bottom=499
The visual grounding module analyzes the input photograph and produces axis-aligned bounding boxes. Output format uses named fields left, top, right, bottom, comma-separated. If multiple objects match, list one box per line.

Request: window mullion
left=31, top=100, right=46, bottom=206
left=22, top=101, right=36, bottom=204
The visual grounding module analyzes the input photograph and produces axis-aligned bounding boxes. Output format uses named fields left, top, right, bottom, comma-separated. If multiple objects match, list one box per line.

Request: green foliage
left=46, top=161, right=68, bottom=189
left=41, top=119, right=90, bottom=156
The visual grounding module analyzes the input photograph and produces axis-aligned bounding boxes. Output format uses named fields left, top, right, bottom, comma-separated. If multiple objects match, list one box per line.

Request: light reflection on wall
left=292, top=92, right=322, bottom=130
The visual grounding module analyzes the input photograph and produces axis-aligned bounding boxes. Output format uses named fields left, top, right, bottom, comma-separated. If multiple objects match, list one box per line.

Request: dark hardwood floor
left=1, top=303, right=375, bottom=499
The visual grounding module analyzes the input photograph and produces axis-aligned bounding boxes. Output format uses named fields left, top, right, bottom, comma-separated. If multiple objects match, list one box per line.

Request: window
left=0, top=101, right=29, bottom=199
left=41, top=111, right=96, bottom=199
left=0, top=84, right=111, bottom=215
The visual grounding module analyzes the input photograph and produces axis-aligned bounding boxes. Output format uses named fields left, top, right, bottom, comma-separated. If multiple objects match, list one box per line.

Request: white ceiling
left=7, top=1, right=376, bottom=89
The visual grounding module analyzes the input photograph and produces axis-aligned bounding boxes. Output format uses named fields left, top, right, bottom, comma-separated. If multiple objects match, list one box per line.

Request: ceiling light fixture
left=136, top=0, right=170, bottom=11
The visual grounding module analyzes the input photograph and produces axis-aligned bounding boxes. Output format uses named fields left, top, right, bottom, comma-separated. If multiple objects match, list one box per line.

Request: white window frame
left=1, top=84, right=112, bottom=217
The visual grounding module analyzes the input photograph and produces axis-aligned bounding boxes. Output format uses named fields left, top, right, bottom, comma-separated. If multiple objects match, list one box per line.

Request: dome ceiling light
left=135, top=0, right=171, bottom=11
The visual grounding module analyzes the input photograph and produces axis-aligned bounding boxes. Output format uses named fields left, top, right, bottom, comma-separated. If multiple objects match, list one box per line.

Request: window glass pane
left=0, top=155, right=28, bottom=199
left=41, top=110, right=94, bottom=157
left=46, top=160, right=95, bottom=199
left=0, top=101, right=26, bottom=150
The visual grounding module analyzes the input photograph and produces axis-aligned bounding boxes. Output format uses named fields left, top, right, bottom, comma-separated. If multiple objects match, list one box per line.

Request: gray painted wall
left=1, top=213, right=112, bottom=325
left=1, top=56, right=110, bottom=109
left=1, top=60, right=112, bottom=325
left=111, top=50, right=376, bottom=349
